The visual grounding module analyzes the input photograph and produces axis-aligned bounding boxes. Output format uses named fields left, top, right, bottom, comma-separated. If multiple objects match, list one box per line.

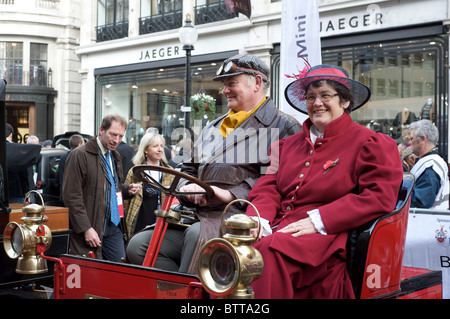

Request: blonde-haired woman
left=124, top=132, right=174, bottom=239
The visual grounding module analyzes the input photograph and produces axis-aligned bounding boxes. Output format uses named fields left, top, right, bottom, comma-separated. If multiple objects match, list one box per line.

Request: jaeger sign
left=319, top=1, right=447, bottom=37
left=320, top=4, right=384, bottom=36
left=320, top=11, right=383, bottom=33
left=138, top=45, right=181, bottom=61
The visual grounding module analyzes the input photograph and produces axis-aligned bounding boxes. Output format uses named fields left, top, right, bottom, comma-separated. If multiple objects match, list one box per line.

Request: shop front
left=322, top=2, right=449, bottom=161
left=270, top=1, right=449, bottom=160
left=323, top=29, right=447, bottom=159
left=89, top=0, right=449, bottom=157
left=94, top=50, right=237, bottom=149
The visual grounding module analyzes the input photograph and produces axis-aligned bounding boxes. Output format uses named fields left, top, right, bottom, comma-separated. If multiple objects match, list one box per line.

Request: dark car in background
left=35, top=132, right=92, bottom=206
left=35, top=147, right=67, bottom=206
left=51, top=131, right=92, bottom=149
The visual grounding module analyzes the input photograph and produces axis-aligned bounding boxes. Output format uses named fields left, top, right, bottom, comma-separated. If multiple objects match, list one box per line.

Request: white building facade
left=2, top=0, right=450, bottom=160
left=75, top=0, right=450, bottom=160
left=0, top=0, right=81, bottom=142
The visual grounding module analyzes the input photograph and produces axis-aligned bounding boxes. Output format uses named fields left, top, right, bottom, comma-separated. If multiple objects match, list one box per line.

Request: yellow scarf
left=220, top=97, right=266, bottom=137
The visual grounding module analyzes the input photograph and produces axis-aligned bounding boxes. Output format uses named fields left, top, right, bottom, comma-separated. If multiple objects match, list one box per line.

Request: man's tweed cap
left=213, top=53, right=270, bottom=82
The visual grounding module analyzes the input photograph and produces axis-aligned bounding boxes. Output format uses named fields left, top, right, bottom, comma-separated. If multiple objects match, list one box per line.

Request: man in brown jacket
left=63, top=114, right=141, bottom=261
left=126, top=54, right=301, bottom=272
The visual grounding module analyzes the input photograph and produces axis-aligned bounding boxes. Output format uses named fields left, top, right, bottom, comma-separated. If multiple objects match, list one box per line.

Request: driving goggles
left=216, top=61, right=268, bottom=81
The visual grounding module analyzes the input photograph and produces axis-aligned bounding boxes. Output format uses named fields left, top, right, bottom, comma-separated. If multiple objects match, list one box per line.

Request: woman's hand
left=250, top=226, right=263, bottom=241
left=128, top=182, right=142, bottom=196
left=278, top=217, right=317, bottom=237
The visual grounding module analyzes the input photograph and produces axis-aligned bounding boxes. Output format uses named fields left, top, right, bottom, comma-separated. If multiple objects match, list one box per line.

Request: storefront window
left=97, top=0, right=129, bottom=41
left=0, top=42, right=23, bottom=85
left=140, top=0, right=182, bottom=15
left=96, top=60, right=226, bottom=148
left=98, top=0, right=129, bottom=25
left=321, top=37, right=447, bottom=155
left=139, top=0, right=183, bottom=34
left=30, top=43, right=48, bottom=86
left=272, top=36, right=447, bottom=158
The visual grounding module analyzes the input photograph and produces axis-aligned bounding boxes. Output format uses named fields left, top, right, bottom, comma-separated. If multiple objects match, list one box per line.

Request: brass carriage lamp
left=198, top=200, right=263, bottom=299
left=3, top=191, right=52, bottom=274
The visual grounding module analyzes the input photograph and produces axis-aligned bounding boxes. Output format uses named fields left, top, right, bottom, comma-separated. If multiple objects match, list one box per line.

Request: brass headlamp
left=3, top=191, right=52, bottom=274
left=198, top=199, right=263, bottom=299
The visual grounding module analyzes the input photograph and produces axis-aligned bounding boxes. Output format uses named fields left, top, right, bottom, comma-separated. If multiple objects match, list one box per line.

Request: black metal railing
left=95, top=1, right=238, bottom=40
left=96, top=20, right=129, bottom=42
left=195, top=2, right=238, bottom=25
left=139, top=10, right=183, bottom=35
left=0, top=68, right=52, bottom=87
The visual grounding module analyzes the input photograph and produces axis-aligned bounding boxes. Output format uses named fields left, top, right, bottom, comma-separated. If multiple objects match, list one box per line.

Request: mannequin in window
left=402, top=128, right=411, bottom=145
left=163, top=114, right=178, bottom=143
left=366, top=120, right=382, bottom=133
left=420, top=98, right=434, bottom=122
left=392, top=107, right=417, bottom=140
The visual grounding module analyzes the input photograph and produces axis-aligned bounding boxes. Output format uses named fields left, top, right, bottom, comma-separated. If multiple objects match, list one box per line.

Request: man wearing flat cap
left=127, top=53, right=301, bottom=273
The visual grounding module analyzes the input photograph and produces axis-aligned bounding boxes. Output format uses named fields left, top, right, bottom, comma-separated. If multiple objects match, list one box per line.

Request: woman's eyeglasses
left=304, top=93, right=339, bottom=104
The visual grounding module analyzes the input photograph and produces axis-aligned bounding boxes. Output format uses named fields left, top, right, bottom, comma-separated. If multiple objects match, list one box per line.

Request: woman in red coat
left=246, top=64, right=403, bottom=298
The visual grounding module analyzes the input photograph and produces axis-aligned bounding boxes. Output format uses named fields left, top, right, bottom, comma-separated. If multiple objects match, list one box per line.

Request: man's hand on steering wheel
left=179, top=185, right=234, bottom=206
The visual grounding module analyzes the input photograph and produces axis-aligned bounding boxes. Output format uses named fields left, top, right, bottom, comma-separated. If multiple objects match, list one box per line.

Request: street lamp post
left=178, top=14, right=198, bottom=132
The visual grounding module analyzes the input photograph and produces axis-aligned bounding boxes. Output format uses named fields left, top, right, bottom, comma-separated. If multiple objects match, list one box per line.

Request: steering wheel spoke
left=132, top=164, right=214, bottom=200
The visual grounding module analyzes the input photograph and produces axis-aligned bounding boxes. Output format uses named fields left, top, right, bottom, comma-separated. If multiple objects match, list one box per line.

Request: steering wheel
left=133, top=165, right=214, bottom=267
left=132, top=164, right=214, bottom=201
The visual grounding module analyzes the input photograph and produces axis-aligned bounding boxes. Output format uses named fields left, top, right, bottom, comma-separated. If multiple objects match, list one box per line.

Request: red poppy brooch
left=323, top=158, right=339, bottom=175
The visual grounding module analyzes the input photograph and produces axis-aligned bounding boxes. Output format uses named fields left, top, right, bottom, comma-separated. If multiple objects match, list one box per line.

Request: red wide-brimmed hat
left=284, top=64, right=371, bottom=114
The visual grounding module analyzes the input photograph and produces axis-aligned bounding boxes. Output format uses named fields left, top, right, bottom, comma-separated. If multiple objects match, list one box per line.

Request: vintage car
left=51, top=131, right=92, bottom=149
left=0, top=80, right=443, bottom=300
left=1, top=164, right=443, bottom=300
